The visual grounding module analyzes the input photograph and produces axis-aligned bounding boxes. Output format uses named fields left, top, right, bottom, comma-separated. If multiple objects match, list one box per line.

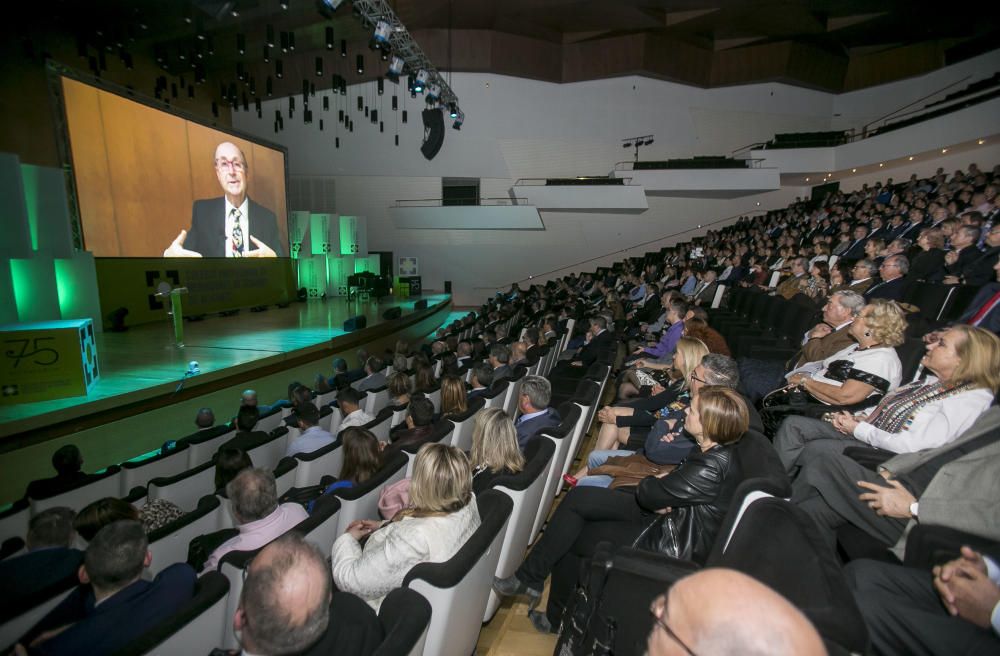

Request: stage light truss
left=348, top=0, right=460, bottom=111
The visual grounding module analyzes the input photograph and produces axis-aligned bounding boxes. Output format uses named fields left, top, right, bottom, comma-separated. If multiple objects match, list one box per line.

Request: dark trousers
left=844, top=558, right=1000, bottom=656
left=516, top=486, right=650, bottom=625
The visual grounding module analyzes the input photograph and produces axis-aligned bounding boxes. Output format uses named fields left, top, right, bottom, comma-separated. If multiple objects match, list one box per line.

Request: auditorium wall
left=230, top=51, right=999, bottom=306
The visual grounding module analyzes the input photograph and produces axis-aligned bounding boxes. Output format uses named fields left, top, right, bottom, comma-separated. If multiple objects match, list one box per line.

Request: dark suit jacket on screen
left=185, top=197, right=284, bottom=258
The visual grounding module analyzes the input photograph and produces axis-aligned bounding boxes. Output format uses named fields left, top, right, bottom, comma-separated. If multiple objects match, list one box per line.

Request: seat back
left=148, top=461, right=217, bottom=513
left=373, top=588, right=432, bottom=656
left=562, top=395, right=597, bottom=478
left=529, top=410, right=579, bottom=542
left=713, top=497, right=870, bottom=653
left=426, top=387, right=442, bottom=414
left=483, top=438, right=555, bottom=621
left=481, top=384, right=507, bottom=411
left=362, top=408, right=395, bottom=442
left=293, top=438, right=344, bottom=487
left=186, top=427, right=236, bottom=468
left=0, top=587, right=75, bottom=650
left=147, top=495, right=223, bottom=577
left=365, top=386, right=391, bottom=416
left=273, top=457, right=299, bottom=497
left=316, top=389, right=338, bottom=407
left=401, top=421, right=455, bottom=477
left=403, top=491, right=513, bottom=656
left=256, top=406, right=285, bottom=433
left=121, top=443, right=192, bottom=496
left=297, top=494, right=343, bottom=554
left=245, top=430, right=289, bottom=471
left=112, top=572, right=229, bottom=656
left=895, top=338, right=926, bottom=383
left=448, top=398, right=485, bottom=451
left=29, top=467, right=123, bottom=515
left=502, top=367, right=529, bottom=417
left=334, top=453, right=408, bottom=534
left=0, top=499, right=29, bottom=545
left=390, top=402, right=410, bottom=428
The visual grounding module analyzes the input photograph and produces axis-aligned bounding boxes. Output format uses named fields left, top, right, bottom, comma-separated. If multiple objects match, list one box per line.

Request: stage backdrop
left=61, top=76, right=289, bottom=258
left=95, top=258, right=294, bottom=328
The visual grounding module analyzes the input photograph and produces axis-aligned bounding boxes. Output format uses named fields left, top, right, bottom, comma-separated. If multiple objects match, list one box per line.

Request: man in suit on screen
left=163, top=141, right=283, bottom=258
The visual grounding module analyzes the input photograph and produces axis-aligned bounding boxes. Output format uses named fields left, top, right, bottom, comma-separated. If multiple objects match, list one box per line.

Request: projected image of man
left=163, top=142, right=283, bottom=258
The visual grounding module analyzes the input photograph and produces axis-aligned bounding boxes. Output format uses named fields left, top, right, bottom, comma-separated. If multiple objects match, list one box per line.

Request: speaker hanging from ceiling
left=420, top=108, right=444, bottom=160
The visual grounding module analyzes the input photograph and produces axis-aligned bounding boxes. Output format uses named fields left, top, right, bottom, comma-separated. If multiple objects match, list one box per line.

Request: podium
left=0, top=319, right=100, bottom=404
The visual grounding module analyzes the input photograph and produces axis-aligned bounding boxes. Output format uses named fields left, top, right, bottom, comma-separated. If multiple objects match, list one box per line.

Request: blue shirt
left=643, top=321, right=685, bottom=359
left=680, top=275, right=697, bottom=296
left=285, top=425, right=335, bottom=457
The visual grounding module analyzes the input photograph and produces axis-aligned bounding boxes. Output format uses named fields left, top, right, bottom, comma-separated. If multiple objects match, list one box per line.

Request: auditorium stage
left=0, top=294, right=453, bottom=446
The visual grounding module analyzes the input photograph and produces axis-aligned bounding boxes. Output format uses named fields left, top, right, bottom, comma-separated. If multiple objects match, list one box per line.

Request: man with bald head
left=233, top=532, right=382, bottom=655
left=164, top=141, right=282, bottom=258
left=646, top=568, right=825, bottom=656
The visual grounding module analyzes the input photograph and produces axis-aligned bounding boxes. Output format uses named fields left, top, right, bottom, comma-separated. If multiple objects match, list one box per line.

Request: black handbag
left=554, top=552, right=617, bottom=656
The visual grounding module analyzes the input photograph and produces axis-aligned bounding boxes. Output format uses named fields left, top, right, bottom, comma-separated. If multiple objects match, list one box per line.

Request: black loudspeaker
left=382, top=307, right=402, bottom=320
left=420, top=108, right=445, bottom=160
left=414, top=299, right=428, bottom=310
left=444, top=280, right=452, bottom=293
left=343, top=315, right=367, bottom=331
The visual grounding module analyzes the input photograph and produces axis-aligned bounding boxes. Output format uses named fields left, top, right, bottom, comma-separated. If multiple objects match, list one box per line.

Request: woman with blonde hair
left=331, top=443, right=481, bottom=609
left=763, top=299, right=906, bottom=436
left=438, top=374, right=468, bottom=419
left=777, top=325, right=1000, bottom=474
left=470, top=407, right=526, bottom=493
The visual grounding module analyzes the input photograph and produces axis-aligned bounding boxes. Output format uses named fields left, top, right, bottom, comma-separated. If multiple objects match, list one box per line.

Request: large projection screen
left=60, top=76, right=289, bottom=258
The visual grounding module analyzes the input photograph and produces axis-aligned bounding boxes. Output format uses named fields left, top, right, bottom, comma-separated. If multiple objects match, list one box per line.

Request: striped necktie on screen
left=231, top=208, right=244, bottom=257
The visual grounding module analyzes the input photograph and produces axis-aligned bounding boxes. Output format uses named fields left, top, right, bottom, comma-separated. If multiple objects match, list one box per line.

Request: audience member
left=495, top=386, right=749, bottom=632
left=386, top=371, right=411, bottom=406
left=0, top=508, right=82, bottom=619
left=203, top=468, right=308, bottom=571
left=24, top=445, right=93, bottom=500
left=195, top=407, right=216, bottom=429
left=514, top=376, right=561, bottom=451
left=844, top=545, right=1000, bottom=655
left=220, top=404, right=269, bottom=452
left=489, top=344, right=513, bottom=383
left=286, top=402, right=335, bottom=457
left=645, top=569, right=825, bottom=656
left=864, top=254, right=909, bottom=301
left=468, top=362, right=494, bottom=400
left=332, top=443, right=481, bottom=609
left=469, top=408, right=525, bottom=494
left=337, top=388, right=375, bottom=431
left=382, top=396, right=435, bottom=460
left=438, top=375, right=468, bottom=420
left=356, top=356, right=387, bottom=393
left=215, top=447, right=253, bottom=491
left=412, top=362, right=438, bottom=393
left=17, top=520, right=196, bottom=656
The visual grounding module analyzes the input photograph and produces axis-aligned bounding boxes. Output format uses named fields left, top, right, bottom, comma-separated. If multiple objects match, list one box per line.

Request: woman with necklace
left=775, top=325, right=1000, bottom=475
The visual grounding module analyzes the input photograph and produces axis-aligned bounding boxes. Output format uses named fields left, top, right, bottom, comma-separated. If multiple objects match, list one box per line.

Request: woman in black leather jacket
left=493, top=386, right=749, bottom=633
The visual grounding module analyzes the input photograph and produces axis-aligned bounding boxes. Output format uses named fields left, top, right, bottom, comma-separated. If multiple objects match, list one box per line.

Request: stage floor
left=1, top=294, right=452, bottom=438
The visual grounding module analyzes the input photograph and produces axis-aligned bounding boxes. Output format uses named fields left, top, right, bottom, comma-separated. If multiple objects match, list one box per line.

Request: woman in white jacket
left=331, top=443, right=481, bottom=609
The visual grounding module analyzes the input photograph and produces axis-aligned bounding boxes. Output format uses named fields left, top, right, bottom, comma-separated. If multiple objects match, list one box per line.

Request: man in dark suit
left=0, top=508, right=83, bottom=620
left=382, top=397, right=436, bottom=461
left=864, top=255, right=909, bottom=302
left=24, top=445, right=94, bottom=501
left=514, top=376, right=561, bottom=451
left=489, top=344, right=513, bottom=384
left=943, top=225, right=984, bottom=282
left=945, top=225, right=1000, bottom=287
left=958, top=259, right=1000, bottom=334
left=467, top=363, right=494, bottom=401
left=163, top=142, right=283, bottom=258
left=840, top=225, right=871, bottom=261
left=17, top=520, right=196, bottom=656
left=571, top=316, right=614, bottom=367
left=355, top=356, right=387, bottom=393
left=219, top=405, right=271, bottom=453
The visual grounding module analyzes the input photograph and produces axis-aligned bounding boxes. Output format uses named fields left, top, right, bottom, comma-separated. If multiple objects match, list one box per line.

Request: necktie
left=968, top=290, right=1000, bottom=326
left=231, top=208, right=244, bottom=257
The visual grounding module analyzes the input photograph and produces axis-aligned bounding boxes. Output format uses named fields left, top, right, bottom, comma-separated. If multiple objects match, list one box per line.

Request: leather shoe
left=493, top=574, right=541, bottom=603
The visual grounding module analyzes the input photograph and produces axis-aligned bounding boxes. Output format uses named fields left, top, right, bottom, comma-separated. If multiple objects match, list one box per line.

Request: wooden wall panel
left=563, top=34, right=645, bottom=82
left=843, top=42, right=945, bottom=92
left=62, top=78, right=120, bottom=256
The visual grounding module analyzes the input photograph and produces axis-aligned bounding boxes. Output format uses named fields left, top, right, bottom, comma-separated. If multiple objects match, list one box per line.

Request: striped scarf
left=865, top=378, right=974, bottom=434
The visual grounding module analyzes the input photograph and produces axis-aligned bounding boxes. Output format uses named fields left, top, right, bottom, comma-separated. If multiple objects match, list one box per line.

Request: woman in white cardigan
left=331, top=443, right=481, bottom=609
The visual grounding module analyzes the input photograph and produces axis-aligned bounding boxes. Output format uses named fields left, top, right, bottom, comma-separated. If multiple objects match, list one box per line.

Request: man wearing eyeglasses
left=164, top=142, right=283, bottom=258
left=864, top=254, right=909, bottom=302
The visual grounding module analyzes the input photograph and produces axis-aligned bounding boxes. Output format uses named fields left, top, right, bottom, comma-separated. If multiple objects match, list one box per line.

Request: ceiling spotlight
left=426, top=83, right=441, bottom=101
left=413, top=69, right=429, bottom=92
left=315, top=57, right=323, bottom=76
left=356, top=54, right=364, bottom=74
left=386, top=55, right=404, bottom=81
left=908, top=156, right=914, bottom=160
left=452, top=109, right=464, bottom=130
left=340, top=39, right=347, bottom=57
left=878, top=162, right=884, bottom=167
left=805, top=177, right=810, bottom=182
left=373, top=20, right=391, bottom=46
left=236, top=33, right=245, bottom=56
left=280, top=0, right=289, bottom=9
left=448, top=102, right=458, bottom=118
left=377, top=77, right=384, bottom=95
left=978, top=139, right=986, bottom=145
left=325, top=26, right=334, bottom=50
left=276, top=59, right=283, bottom=78
left=317, top=0, right=346, bottom=16
left=851, top=168, right=857, bottom=173
left=266, top=25, right=275, bottom=48
left=941, top=148, right=948, bottom=154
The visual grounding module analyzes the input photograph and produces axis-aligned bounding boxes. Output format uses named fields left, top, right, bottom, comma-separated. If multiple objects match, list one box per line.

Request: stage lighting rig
left=621, top=135, right=655, bottom=162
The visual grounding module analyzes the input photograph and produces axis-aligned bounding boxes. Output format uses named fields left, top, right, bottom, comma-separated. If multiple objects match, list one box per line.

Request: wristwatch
left=909, top=502, right=919, bottom=518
